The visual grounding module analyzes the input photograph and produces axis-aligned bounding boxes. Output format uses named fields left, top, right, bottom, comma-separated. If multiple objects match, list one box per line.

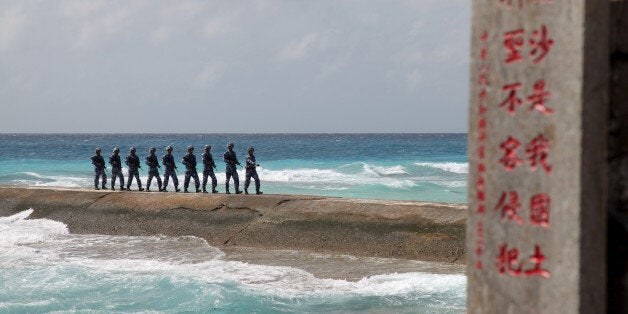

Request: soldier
left=223, top=142, right=242, bottom=194
left=202, top=145, right=219, bottom=193
left=109, top=147, right=125, bottom=190
left=91, top=148, right=108, bottom=190
left=182, top=146, right=201, bottom=193
left=125, top=147, right=144, bottom=191
left=162, top=146, right=180, bottom=192
left=145, top=147, right=163, bottom=192
left=244, top=147, right=263, bottom=195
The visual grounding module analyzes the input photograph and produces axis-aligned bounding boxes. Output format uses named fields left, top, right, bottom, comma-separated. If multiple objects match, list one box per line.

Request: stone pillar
left=467, top=1, right=608, bottom=313
left=608, top=1, right=628, bottom=312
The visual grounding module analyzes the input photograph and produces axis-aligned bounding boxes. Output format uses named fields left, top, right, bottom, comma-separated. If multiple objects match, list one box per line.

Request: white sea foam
left=0, top=209, right=68, bottom=247
left=414, top=162, right=469, bottom=174
left=0, top=210, right=466, bottom=301
left=11, top=172, right=86, bottom=188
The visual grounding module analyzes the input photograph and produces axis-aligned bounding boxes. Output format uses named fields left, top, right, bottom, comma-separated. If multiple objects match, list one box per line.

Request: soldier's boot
left=212, top=189, right=219, bottom=193
left=111, top=186, right=115, bottom=191
left=235, top=188, right=243, bottom=194
left=184, top=189, right=189, bottom=193
left=95, top=187, right=100, bottom=190
left=225, top=189, right=231, bottom=194
left=196, top=189, right=201, bottom=193
left=146, top=188, right=151, bottom=192
left=244, top=189, right=249, bottom=195
left=256, top=190, right=263, bottom=195
left=175, top=188, right=181, bottom=192
left=101, top=186, right=108, bottom=190
left=139, top=187, right=144, bottom=191
left=120, top=187, right=126, bottom=191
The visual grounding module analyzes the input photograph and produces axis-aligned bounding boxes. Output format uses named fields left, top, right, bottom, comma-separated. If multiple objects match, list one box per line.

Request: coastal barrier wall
left=0, top=186, right=467, bottom=263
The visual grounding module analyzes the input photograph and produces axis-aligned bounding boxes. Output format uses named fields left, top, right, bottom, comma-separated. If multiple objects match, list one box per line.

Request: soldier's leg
left=225, top=170, right=232, bottom=192
left=94, top=169, right=100, bottom=189
left=163, top=169, right=170, bottom=190
left=172, top=172, right=179, bottom=190
left=101, top=170, right=107, bottom=189
left=147, top=173, right=154, bottom=190
left=244, top=172, right=251, bottom=193
left=193, top=172, right=200, bottom=191
left=202, top=171, right=209, bottom=191
left=233, top=170, right=240, bottom=190
left=119, top=170, right=125, bottom=189
left=156, top=174, right=162, bottom=190
left=126, top=170, right=132, bottom=189
left=210, top=171, right=217, bottom=192
left=111, top=170, right=117, bottom=189
left=136, top=172, right=143, bottom=189
left=184, top=171, right=191, bottom=191
left=253, top=172, right=261, bottom=193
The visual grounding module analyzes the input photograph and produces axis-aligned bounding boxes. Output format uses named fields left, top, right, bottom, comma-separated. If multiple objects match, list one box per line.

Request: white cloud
left=193, top=62, right=226, bottom=89
left=149, top=26, right=171, bottom=45
left=58, top=0, right=105, bottom=19
left=160, top=1, right=206, bottom=21
left=74, top=8, right=130, bottom=49
left=278, top=33, right=325, bottom=61
left=203, top=15, right=234, bottom=38
left=0, top=4, right=27, bottom=51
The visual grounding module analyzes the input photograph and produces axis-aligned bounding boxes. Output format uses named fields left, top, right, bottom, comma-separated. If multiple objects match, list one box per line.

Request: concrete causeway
left=0, top=186, right=467, bottom=263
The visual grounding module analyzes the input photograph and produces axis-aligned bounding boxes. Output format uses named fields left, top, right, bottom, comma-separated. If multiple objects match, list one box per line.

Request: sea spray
left=0, top=134, right=468, bottom=202
left=0, top=210, right=466, bottom=312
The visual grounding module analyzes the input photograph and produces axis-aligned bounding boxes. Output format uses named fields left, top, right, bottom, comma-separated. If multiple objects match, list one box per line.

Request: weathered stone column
left=608, top=1, right=628, bottom=312
left=467, top=1, right=608, bottom=313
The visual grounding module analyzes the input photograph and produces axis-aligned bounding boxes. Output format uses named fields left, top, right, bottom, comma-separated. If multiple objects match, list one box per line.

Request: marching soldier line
left=90, top=143, right=262, bottom=195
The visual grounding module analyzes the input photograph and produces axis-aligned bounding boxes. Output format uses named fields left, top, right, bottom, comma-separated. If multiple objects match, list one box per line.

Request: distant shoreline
left=0, top=185, right=467, bottom=264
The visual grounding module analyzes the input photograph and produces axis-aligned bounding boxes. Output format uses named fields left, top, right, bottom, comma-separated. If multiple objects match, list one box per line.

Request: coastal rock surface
left=0, top=186, right=467, bottom=263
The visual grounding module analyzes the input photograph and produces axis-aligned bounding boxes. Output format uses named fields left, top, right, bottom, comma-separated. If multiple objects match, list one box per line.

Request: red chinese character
left=530, top=194, right=550, bottom=227
left=495, top=191, right=524, bottom=224
left=524, top=245, right=551, bottom=278
left=527, top=79, right=553, bottom=114
left=499, top=136, right=523, bottom=171
left=503, top=29, right=525, bottom=64
left=525, top=134, right=552, bottom=174
left=529, top=25, right=554, bottom=64
left=499, top=0, right=523, bottom=9
left=479, top=73, right=489, bottom=86
left=499, top=83, right=523, bottom=115
left=478, top=89, right=487, bottom=101
left=497, top=244, right=523, bottom=276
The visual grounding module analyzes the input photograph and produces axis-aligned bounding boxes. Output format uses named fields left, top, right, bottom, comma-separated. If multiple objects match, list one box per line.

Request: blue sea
left=0, top=134, right=467, bottom=313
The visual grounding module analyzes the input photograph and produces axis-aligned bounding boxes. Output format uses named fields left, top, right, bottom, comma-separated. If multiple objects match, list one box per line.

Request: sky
left=0, top=0, right=470, bottom=133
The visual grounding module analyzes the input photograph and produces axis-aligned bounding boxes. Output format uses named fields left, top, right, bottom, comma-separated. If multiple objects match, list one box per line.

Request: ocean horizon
left=0, top=133, right=468, bottom=313
left=0, top=133, right=468, bottom=203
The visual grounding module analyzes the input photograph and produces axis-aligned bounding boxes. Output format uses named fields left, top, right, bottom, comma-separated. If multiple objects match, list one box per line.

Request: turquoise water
left=0, top=134, right=467, bottom=202
left=0, top=134, right=468, bottom=312
left=0, top=210, right=466, bottom=313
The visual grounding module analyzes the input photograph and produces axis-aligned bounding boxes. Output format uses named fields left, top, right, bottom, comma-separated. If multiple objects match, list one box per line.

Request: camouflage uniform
left=182, top=148, right=200, bottom=192
left=145, top=149, right=162, bottom=191
left=91, top=150, right=107, bottom=189
left=109, top=149, right=125, bottom=190
left=223, top=144, right=241, bottom=194
left=162, top=149, right=179, bottom=192
left=125, top=149, right=143, bottom=191
left=202, top=148, right=218, bottom=193
left=244, top=152, right=262, bottom=194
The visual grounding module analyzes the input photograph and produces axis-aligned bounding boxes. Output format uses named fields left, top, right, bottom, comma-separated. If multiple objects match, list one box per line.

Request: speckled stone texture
left=0, top=186, right=467, bottom=263
left=467, top=0, right=608, bottom=313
